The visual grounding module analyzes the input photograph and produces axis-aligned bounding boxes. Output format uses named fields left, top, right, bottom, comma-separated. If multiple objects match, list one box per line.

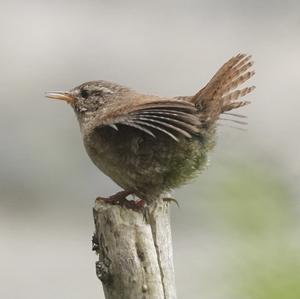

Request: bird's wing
left=94, top=99, right=201, bottom=142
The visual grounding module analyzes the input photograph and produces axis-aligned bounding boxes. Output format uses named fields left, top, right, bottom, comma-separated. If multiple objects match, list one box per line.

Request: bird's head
left=46, top=80, right=129, bottom=117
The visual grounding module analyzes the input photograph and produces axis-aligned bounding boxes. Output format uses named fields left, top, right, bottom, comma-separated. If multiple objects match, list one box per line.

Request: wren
left=47, top=54, right=255, bottom=205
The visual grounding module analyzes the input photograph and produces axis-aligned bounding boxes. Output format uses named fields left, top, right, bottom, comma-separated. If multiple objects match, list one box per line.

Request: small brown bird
left=47, top=54, right=255, bottom=206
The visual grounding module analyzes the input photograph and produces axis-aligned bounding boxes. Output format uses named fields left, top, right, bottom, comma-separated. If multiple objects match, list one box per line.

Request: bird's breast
left=83, top=124, right=213, bottom=198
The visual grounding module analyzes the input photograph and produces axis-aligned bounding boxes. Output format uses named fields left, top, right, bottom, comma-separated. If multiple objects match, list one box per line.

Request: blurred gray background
left=1, top=0, right=300, bottom=298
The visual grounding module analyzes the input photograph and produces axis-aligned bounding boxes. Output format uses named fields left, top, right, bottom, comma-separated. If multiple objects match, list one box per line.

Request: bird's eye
left=80, top=89, right=89, bottom=99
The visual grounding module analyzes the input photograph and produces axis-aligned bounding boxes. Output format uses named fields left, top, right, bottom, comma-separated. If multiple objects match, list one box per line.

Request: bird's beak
left=45, top=91, right=74, bottom=104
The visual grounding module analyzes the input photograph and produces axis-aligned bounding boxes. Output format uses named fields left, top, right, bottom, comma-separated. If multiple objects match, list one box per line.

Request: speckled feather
left=62, top=54, right=255, bottom=202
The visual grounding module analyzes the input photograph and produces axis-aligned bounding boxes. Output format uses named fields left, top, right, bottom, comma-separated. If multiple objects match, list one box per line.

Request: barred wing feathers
left=98, top=100, right=201, bottom=142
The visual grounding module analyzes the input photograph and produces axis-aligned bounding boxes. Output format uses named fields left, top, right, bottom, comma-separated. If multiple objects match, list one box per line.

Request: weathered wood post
left=93, top=196, right=176, bottom=299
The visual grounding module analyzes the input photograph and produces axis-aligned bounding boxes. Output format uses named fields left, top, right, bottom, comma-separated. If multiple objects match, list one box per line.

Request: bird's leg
left=108, top=190, right=133, bottom=204
left=97, top=190, right=133, bottom=205
left=96, top=190, right=146, bottom=211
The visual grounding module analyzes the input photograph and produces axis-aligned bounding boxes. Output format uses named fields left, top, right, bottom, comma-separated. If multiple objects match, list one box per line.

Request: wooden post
left=93, top=197, right=177, bottom=299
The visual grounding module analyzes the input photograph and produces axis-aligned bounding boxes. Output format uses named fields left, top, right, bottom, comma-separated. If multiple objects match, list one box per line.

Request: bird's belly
left=84, top=126, right=211, bottom=199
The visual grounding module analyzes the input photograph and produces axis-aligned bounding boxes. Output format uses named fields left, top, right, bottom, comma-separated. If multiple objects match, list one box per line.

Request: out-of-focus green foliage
left=205, top=161, right=295, bottom=235
left=232, top=244, right=300, bottom=299
left=176, top=156, right=299, bottom=299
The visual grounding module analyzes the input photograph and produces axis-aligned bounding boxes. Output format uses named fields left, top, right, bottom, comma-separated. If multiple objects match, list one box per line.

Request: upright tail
left=190, top=53, right=255, bottom=128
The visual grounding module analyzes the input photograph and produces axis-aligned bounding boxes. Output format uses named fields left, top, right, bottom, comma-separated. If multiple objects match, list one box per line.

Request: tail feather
left=191, top=53, right=255, bottom=127
left=222, top=86, right=254, bottom=104
left=218, top=70, right=255, bottom=97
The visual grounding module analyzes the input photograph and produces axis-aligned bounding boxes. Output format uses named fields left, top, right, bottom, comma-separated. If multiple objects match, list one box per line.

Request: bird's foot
left=96, top=190, right=146, bottom=211
left=162, top=197, right=180, bottom=208
left=99, top=190, right=133, bottom=205
left=121, top=198, right=146, bottom=211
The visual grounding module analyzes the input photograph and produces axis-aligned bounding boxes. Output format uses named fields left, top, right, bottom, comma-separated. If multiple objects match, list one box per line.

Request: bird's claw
left=96, top=190, right=145, bottom=211
left=162, top=197, right=180, bottom=208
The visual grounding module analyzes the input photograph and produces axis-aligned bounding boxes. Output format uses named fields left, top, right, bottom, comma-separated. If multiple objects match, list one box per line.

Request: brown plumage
left=47, top=53, right=255, bottom=203
left=190, top=53, right=255, bottom=128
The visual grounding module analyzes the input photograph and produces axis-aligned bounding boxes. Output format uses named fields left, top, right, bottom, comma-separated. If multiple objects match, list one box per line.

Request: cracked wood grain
left=93, top=197, right=177, bottom=299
